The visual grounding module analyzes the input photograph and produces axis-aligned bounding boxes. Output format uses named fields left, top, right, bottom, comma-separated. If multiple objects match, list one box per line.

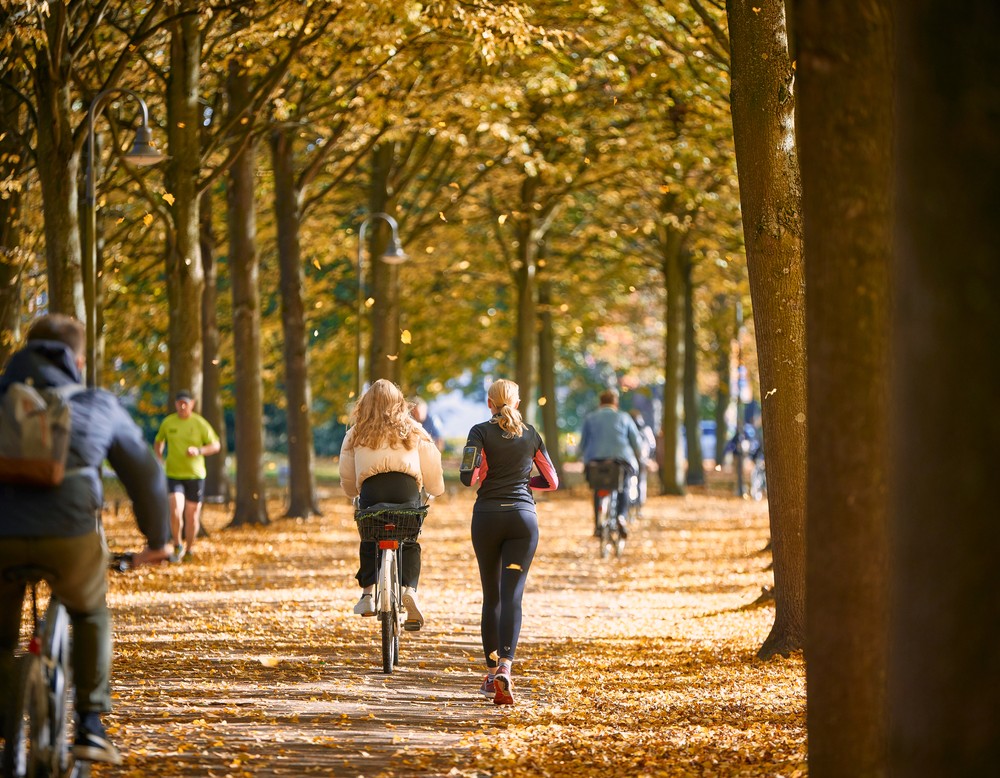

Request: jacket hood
left=0, top=340, right=83, bottom=393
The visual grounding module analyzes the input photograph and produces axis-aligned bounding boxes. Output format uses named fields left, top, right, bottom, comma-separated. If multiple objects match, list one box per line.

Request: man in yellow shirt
left=154, top=390, right=221, bottom=562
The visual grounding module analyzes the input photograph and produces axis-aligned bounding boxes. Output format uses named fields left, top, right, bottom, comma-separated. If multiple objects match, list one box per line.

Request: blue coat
left=579, top=405, right=644, bottom=473
left=0, top=340, right=169, bottom=546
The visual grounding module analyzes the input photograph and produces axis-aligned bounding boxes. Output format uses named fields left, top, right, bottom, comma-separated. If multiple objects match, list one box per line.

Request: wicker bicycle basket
left=354, top=505, right=427, bottom=543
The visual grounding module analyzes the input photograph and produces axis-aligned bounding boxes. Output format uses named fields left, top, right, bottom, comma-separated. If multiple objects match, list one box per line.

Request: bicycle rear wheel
left=3, top=653, right=52, bottom=778
left=379, top=551, right=399, bottom=674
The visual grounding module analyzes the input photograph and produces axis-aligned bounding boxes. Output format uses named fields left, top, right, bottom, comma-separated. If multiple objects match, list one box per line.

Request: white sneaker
left=353, top=593, right=375, bottom=616
left=402, top=587, right=424, bottom=631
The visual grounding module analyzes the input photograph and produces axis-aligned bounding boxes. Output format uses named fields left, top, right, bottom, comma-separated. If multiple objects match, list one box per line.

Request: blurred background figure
left=411, top=396, right=445, bottom=451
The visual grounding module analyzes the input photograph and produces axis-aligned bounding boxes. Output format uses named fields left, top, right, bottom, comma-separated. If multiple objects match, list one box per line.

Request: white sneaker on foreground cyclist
left=353, top=590, right=376, bottom=616
left=402, top=586, right=424, bottom=631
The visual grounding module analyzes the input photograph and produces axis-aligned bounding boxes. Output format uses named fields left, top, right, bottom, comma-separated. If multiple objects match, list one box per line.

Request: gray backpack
left=0, top=381, right=83, bottom=487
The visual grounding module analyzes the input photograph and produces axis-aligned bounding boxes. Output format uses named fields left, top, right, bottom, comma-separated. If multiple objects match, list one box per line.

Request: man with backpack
left=0, top=314, right=171, bottom=765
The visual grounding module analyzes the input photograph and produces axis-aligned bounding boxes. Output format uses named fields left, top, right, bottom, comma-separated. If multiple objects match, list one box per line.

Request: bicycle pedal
left=403, top=619, right=422, bottom=632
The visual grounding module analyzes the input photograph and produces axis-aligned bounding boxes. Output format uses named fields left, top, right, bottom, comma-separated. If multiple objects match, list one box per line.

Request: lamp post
left=355, top=212, right=407, bottom=399
left=84, top=88, right=163, bottom=387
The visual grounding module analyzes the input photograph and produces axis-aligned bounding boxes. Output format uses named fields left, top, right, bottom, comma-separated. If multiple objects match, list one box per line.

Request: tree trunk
left=683, top=251, right=705, bottom=486
left=34, top=4, right=82, bottom=320
left=888, top=3, right=1000, bottom=773
left=0, top=84, right=23, bottom=361
left=225, top=61, right=268, bottom=527
left=200, top=184, right=229, bottom=501
left=368, top=142, right=401, bottom=386
left=659, top=226, right=685, bottom=496
left=271, top=127, right=320, bottom=518
left=165, top=4, right=205, bottom=401
left=794, top=0, right=892, bottom=773
left=537, top=275, right=562, bottom=481
left=513, top=175, right=539, bottom=423
left=726, top=0, right=807, bottom=659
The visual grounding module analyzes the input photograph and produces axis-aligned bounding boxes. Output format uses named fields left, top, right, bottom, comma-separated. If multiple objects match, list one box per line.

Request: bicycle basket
left=355, top=505, right=427, bottom=543
left=585, top=460, right=625, bottom=491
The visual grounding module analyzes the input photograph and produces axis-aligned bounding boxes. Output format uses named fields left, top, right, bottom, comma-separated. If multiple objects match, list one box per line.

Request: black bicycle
left=2, top=565, right=86, bottom=778
left=586, top=459, right=628, bottom=559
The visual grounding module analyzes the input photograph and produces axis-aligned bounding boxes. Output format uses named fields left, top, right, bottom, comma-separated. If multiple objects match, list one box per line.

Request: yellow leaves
left=506, top=563, right=522, bottom=570
left=162, top=192, right=175, bottom=206
left=400, top=330, right=412, bottom=345
left=498, top=214, right=508, bottom=225
left=753, top=6, right=762, bottom=12
left=142, top=213, right=153, bottom=227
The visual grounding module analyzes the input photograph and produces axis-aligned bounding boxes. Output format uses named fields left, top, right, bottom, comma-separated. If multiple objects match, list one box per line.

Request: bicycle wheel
left=42, top=602, right=73, bottom=775
left=379, top=551, right=397, bottom=674
left=609, top=492, right=625, bottom=557
left=3, top=653, right=51, bottom=778
left=596, top=492, right=612, bottom=559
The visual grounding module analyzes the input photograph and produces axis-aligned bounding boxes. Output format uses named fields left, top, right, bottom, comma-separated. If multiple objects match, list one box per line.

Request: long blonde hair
left=488, top=379, right=526, bottom=438
left=349, top=379, right=424, bottom=450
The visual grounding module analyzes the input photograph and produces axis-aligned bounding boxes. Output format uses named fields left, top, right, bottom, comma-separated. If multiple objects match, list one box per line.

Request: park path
left=93, top=485, right=787, bottom=777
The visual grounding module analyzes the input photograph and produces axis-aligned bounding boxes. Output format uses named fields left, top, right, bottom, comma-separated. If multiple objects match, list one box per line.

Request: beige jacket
left=339, top=424, right=445, bottom=499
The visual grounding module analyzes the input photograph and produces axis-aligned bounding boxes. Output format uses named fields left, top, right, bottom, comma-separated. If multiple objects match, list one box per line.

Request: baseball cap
left=175, top=390, right=193, bottom=402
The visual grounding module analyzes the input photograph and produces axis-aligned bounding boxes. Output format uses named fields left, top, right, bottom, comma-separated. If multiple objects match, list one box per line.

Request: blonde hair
left=488, top=379, right=526, bottom=438
left=349, top=379, right=425, bottom=450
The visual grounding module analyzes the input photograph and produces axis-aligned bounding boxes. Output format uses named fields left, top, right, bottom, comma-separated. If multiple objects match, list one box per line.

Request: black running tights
left=471, top=507, right=539, bottom=667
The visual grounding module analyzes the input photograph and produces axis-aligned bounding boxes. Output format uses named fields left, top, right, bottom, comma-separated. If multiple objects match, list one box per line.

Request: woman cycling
left=460, top=379, right=558, bottom=705
left=340, top=379, right=445, bottom=630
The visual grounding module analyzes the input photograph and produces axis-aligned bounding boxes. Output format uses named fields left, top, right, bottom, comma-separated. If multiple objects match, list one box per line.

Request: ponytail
left=488, top=379, right=526, bottom=438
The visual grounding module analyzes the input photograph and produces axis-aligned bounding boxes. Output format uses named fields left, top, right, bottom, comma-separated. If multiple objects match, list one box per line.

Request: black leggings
left=356, top=472, right=422, bottom=589
left=471, top=507, right=539, bottom=667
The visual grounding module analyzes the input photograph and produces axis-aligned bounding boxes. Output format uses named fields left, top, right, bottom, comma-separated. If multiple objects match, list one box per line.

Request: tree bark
left=683, top=251, right=705, bottom=486
left=0, top=81, right=23, bottom=362
left=271, top=127, right=320, bottom=518
left=368, top=142, right=401, bottom=387
left=793, top=0, right=893, bottom=773
left=888, top=2, right=1000, bottom=773
left=200, top=185, right=229, bottom=501
left=34, top=3, right=83, bottom=320
left=537, top=275, right=562, bottom=481
left=513, top=175, right=539, bottom=423
left=164, top=0, right=205, bottom=401
left=659, top=225, right=685, bottom=496
left=225, top=60, right=268, bottom=527
left=726, top=0, right=807, bottom=659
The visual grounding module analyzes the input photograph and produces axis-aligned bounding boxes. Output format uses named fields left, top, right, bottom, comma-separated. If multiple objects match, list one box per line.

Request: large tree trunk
left=0, top=83, right=23, bottom=361
left=726, top=0, right=807, bottom=659
left=794, top=0, right=893, bottom=774
left=683, top=251, right=705, bottom=486
left=368, top=142, right=401, bottom=387
left=512, top=175, right=539, bottom=424
left=659, top=226, right=685, bottom=495
left=888, top=3, right=1000, bottom=773
left=164, top=0, right=205, bottom=400
left=200, top=185, right=229, bottom=501
left=537, top=275, right=562, bottom=481
left=34, top=4, right=82, bottom=320
left=225, top=61, right=268, bottom=527
left=271, top=127, right=320, bottom=518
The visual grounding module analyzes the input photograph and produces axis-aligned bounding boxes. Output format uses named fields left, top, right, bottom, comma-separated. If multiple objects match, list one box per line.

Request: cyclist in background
left=340, top=380, right=444, bottom=630
left=580, top=388, right=645, bottom=537
left=0, top=314, right=171, bottom=765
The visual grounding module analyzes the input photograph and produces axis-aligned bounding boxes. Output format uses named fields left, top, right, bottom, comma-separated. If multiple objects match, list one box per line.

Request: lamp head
left=123, top=124, right=163, bottom=166
left=380, top=236, right=408, bottom=265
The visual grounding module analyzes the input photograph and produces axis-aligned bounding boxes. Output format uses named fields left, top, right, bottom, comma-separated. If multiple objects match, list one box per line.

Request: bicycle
left=354, top=504, right=428, bottom=674
left=585, top=459, right=627, bottom=559
left=2, top=566, right=86, bottom=778
left=2, top=553, right=136, bottom=778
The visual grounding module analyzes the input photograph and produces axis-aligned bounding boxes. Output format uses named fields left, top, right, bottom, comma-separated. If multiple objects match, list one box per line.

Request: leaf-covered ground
left=94, top=485, right=805, bottom=777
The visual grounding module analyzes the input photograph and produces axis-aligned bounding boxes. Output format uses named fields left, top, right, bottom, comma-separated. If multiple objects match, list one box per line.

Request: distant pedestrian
left=411, top=396, right=445, bottom=451
left=460, top=378, right=558, bottom=705
left=154, top=390, right=221, bottom=563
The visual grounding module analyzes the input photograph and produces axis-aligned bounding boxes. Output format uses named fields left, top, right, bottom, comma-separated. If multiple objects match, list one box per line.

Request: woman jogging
left=340, top=380, right=445, bottom=630
left=460, top=379, right=558, bottom=705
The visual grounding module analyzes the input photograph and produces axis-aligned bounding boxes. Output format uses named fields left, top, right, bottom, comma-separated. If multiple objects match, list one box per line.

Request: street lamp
left=355, top=212, right=407, bottom=399
left=84, top=88, right=163, bottom=387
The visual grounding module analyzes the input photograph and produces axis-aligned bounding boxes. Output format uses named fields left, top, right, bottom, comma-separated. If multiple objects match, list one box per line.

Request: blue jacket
left=0, top=340, right=170, bottom=546
left=580, top=405, right=644, bottom=473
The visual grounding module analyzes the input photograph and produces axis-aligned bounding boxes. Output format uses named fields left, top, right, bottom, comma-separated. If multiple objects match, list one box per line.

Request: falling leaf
left=162, top=193, right=175, bottom=206
left=498, top=214, right=507, bottom=225
left=400, top=330, right=412, bottom=344
left=386, top=354, right=398, bottom=361
left=438, top=212, right=447, bottom=222
left=506, top=563, right=522, bottom=571
left=142, top=213, right=153, bottom=227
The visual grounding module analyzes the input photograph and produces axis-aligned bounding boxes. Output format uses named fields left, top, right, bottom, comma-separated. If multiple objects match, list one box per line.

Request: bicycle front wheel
left=379, top=551, right=399, bottom=674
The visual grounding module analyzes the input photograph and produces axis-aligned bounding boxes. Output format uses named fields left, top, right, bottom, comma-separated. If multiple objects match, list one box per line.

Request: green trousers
left=0, top=532, right=111, bottom=714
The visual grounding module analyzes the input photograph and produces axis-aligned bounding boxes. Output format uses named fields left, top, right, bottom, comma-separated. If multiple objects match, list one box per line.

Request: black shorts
left=166, top=478, right=205, bottom=503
